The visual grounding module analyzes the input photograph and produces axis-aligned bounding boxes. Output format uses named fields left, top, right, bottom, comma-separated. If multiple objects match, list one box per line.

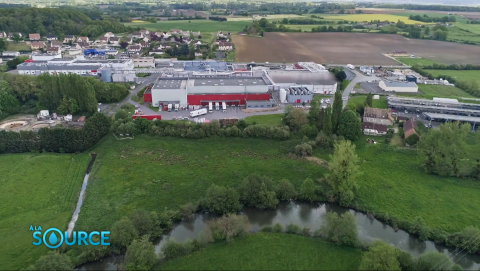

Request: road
left=341, top=68, right=381, bottom=108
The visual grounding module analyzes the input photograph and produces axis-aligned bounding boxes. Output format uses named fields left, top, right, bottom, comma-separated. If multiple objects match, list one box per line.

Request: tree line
left=208, top=16, right=227, bottom=22
left=409, top=14, right=456, bottom=23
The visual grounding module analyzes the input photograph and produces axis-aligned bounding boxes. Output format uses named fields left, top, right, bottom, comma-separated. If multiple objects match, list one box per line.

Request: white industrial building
left=132, top=57, right=155, bottom=68
left=265, top=70, right=337, bottom=95
left=379, top=81, right=418, bottom=93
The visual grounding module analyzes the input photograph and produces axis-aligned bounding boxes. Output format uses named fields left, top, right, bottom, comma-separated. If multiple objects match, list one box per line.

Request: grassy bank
left=124, top=20, right=246, bottom=33
left=75, top=136, right=327, bottom=232
left=156, top=232, right=362, bottom=270
left=0, top=153, right=90, bottom=270
left=395, top=57, right=443, bottom=66
left=424, top=69, right=480, bottom=86
left=347, top=95, right=387, bottom=109
left=243, top=114, right=283, bottom=126
left=399, top=84, right=475, bottom=100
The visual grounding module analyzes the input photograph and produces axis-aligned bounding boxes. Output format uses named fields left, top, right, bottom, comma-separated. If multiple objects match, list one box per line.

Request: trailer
left=222, top=102, right=227, bottom=113
left=132, top=115, right=161, bottom=120
left=174, top=104, right=179, bottom=112
left=190, top=108, right=208, bottom=118
left=168, top=104, right=172, bottom=112
left=208, top=102, right=213, bottom=113
left=215, top=102, right=220, bottom=111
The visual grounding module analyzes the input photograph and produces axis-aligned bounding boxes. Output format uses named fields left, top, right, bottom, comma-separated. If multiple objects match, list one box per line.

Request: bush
left=294, top=142, right=313, bottom=157
left=416, top=251, right=456, bottom=271
left=301, top=227, right=311, bottom=236
left=447, top=226, right=480, bottom=253
left=115, top=109, right=129, bottom=120
left=179, top=202, right=197, bottom=221
left=319, top=212, right=358, bottom=246
left=275, top=179, right=297, bottom=201
left=111, top=217, right=139, bottom=252
left=272, top=223, right=283, bottom=233
left=128, top=209, right=159, bottom=239
left=285, top=223, right=301, bottom=234
left=397, top=250, right=416, bottom=271
left=202, top=184, right=241, bottom=215
left=28, top=251, right=73, bottom=270
left=207, top=214, right=249, bottom=242
left=238, top=174, right=279, bottom=209
left=359, top=240, right=400, bottom=270
left=299, top=178, right=317, bottom=203
left=261, top=226, right=273, bottom=232
left=162, top=239, right=199, bottom=260
left=298, top=124, right=318, bottom=138
left=124, top=236, right=158, bottom=271
left=315, top=131, right=332, bottom=148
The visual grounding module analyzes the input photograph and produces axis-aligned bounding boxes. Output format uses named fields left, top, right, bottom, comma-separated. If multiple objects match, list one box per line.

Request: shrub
left=129, top=209, right=156, bottom=237
left=124, top=236, right=158, bottom=271
left=179, top=202, right=197, bottom=221
left=359, top=240, right=400, bottom=270
left=298, top=124, right=318, bottom=138
left=115, top=109, right=129, bottom=120
left=299, top=178, right=317, bottom=203
left=397, top=250, right=416, bottom=271
left=294, top=142, right=313, bottom=157
left=202, top=184, right=241, bottom=215
left=319, top=212, right=358, bottom=246
left=28, top=251, right=73, bottom=270
left=261, top=226, right=273, bottom=232
left=286, top=223, right=301, bottom=234
left=315, top=131, right=332, bottom=148
left=447, top=226, right=480, bottom=253
left=301, top=227, right=311, bottom=236
left=275, top=179, right=297, bottom=201
left=111, top=217, right=139, bottom=252
left=238, top=174, right=279, bottom=209
left=416, top=251, right=456, bottom=271
left=207, top=214, right=249, bottom=242
left=162, top=239, right=199, bottom=260
left=272, top=223, right=283, bottom=233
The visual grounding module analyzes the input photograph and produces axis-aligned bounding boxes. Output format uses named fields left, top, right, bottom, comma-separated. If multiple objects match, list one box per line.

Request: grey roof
left=193, top=77, right=266, bottom=86
left=153, top=78, right=187, bottom=89
left=2, top=51, right=19, bottom=55
left=424, top=113, right=480, bottom=122
left=268, top=71, right=335, bottom=85
left=245, top=100, right=274, bottom=105
left=382, top=81, right=417, bottom=88
left=17, top=63, right=102, bottom=70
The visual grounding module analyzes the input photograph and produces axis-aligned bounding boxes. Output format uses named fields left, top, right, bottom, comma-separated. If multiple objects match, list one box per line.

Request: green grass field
left=75, top=136, right=327, bottom=232
left=6, top=42, right=30, bottom=51
left=424, top=69, right=480, bottom=86
left=347, top=95, right=388, bottom=109
left=453, top=22, right=480, bottom=35
left=398, top=84, right=475, bottom=100
left=395, top=57, right=444, bottom=66
left=125, top=20, right=247, bottom=33
left=243, top=114, right=283, bottom=126
left=446, top=26, right=480, bottom=45
left=156, top=232, right=362, bottom=270
left=323, top=14, right=431, bottom=24
left=0, top=153, right=90, bottom=270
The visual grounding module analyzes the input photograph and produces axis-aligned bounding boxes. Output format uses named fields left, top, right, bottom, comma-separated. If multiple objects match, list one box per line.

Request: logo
left=30, top=225, right=110, bottom=249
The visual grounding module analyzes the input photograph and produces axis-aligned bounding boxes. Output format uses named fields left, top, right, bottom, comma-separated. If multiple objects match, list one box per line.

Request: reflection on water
left=77, top=201, right=480, bottom=270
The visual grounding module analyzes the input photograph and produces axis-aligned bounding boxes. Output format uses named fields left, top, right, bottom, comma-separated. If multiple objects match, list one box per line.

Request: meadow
left=0, top=153, right=90, bottom=270
left=125, top=20, right=247, bottom=33
left=322, top=14, right=431, bottom=24
left=243, top=113, right=283, bottom=126
left=398, top=84, right=475, bottom=100
left=156, top=232, right=362, bottom=270
left=347, top=95, right=388, bottom=109
left=395, top=57, right=444, bottom=66
left=446, top=26, right=480, bottom=45
left=453, top=22, right=480, bottom=35
left=424, top=69, right=480, bottom=86
left=6, top=42, right=30, bottom=51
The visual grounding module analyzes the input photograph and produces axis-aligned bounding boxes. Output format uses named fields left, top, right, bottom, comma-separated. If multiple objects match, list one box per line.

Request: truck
left=174, top=104, right=179, bottom=112
left=208, top=102, right=213, bottom=113
left=167, top=104, right=172, bottom=112
left=215, top=102, right=220, bottom=111
left=222, top=102, right=227, bottom=113
left=190, top=108, right=208, bottom=118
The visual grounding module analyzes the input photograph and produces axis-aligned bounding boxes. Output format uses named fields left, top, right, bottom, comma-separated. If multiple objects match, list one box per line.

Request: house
left=379, top=81, right=418, bottom=93
left=49, top=41, right=63, bottom=47
left=97, top=36, right=109, bottom=44
left=2, top=51, right=20, bottom=57
left=181, top=30, right=191, bottom=37
left=127, top=44, right=141, bottom=53
left=140, top=42, right=150, bottom=48
left=194, top=40, right=202, bottom=47
left=154, top=31, right=164, bottom=37
left=104, top=32, right=115, bottom=38
left=142, top=36, right=150, bottom=43
left=63, top=35, right=76, bottom=43
left=238, top=32, right=246, bottom=35
left=192, top=31, right=201, bottom=37
left=109, top=37, right=119, bottom=46
left=403, top=117, right=419, bottom=141
left=76, top=36, right=89, bottom=43
left=363, top=107, right=394, bottom=126
left=217, top=31, right=227, bottom=38
left=149, top=48, right=164, bottom=55
left=46, top=35, right=58, bottom=41
left=46, top=47, right=61, bottom=54
left=30, top=42, right=45, bottom=50
left=218, top=42, right=233, bottom=51
left=77, top=41, right=90, bottom=49
left=170, top=29, right=183, bottom=35
left=132, top=57, right=155, bottom=68
left=0, top=31, right=6, bottom=38
left=29, top=33, right=41, bottom=41
left=8, top=32, right=22, bottom=39
left=139, top=29, right=150, bottom=36
left=362, top=122, right=388, bottom=136
left=195, top=52, right=203, bottom=57
left=131, top=32, right=144, bottom=39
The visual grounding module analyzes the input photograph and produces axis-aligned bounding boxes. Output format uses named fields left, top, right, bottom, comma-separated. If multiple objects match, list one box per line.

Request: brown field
left=233, top=32, right=480, bottom=65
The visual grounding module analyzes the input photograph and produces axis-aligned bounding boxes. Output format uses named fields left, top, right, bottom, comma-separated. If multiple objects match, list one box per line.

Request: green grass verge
left=6, top=42, right=30, bottom=51
left=0, top=153, right=90, bottom=270
left=75, top=136, right=327, bottom=232
left=347, top=95, right=387, bottom=109
left=395, top=57, right=444, bottom=66
left=156, top=232, right=362, bottom=270
left=225, top=50, right=236, bottom=62
left=453, top=22, right=480, bottom=35
left=446, top=26, right=480, bottom=45
left=424, top=69, right=480, bottom=86
left=243, top=114, right=283, bottom=126
left=124, top=20, right=246, bottom=33
left=399, top=84, right=475, bottom=100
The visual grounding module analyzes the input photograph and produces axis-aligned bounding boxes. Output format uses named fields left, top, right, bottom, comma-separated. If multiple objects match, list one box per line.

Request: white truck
left=190, top=108, right=208, bottom=117
left=208, top=102, right=213, bottom=113
left=215, top=102, right=220, bottom=111
left=222, top=102, right=226, bottom=113
left=167, top=104, right=172, bottom=112
left=174, top=104, right=179, bottom=112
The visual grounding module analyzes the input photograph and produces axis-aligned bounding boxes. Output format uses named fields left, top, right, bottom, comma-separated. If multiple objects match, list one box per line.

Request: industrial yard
left=233, top=33, right=480, bottom=65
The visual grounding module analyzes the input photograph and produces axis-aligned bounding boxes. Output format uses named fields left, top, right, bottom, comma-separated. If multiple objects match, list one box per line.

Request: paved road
left=341, top=68, right=381, bottom=108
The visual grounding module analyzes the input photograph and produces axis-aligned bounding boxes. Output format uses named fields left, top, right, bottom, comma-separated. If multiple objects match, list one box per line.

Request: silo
left=100, top=69, right=112, bottom=83
left=280, top=89, right=287, bottom=103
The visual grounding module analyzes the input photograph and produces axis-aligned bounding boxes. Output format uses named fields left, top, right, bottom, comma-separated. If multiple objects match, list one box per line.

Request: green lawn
left=424, top=69, right=480, bottom=86
left=243, top=114, right=283, bottom=126
left=6, top=42, right=30, bottom=51
left=399, top=84, right=475, bottom=100
left=75, top=136, right=327, bottom=232
left=453, top=22, right=480, bottom=35
left=395, top=57, right=444, bottom=66
left=347, top=95, right=388, bottom=109
left=0, top=153, right=90, bottom=270
left=156, top=232, right=362, bottom=270
left=125, top=20, right=246, bottom=33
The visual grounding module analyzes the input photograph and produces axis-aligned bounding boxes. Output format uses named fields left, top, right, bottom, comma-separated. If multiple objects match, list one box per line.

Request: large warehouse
left=150, top=76, right=271, bottom=107
left=265, top=70, right=337, bottom=95
left=379, top=81, right=418, bottom=93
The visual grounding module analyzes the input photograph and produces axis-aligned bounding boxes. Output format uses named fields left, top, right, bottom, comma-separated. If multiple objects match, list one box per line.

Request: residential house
left=46, top=46, right=61, bottom=54
left=363, top=107, right=394, bottom=126
left=217, top=31, right=228, bottom=38
left=49, top=41, right=63, bottom=47
left=76, top=36, right=89, bottom=43
left=109, top=37, right=119, bottom=46
left=192, top=31, right=201, bottom=37
left=181, top=30, right=191, bottom=37
left=29, top=33, right=41, bottom=41
left=77, top=41, right=90, bottom=49
left=30, top=42, right=45, bottom=50
left=8, top=33, right=22, bottom=40
left=97, top=36, right=109, bottom=44
left=403, top=117, right=419, bottom=142
left=2, top=51, right=20, bottom=57
left=131, top=32, right=144, bottom=39
left=154, top=31, right=164, bottom=37
left=170, top=29, right=183, bottom=35
left=127, top=44, right=141, bottom=53
left=362, top=122, right=388, bottom=136
left=194, top=40, right=202, bottom=47
left=46, top=35, right=58, bottom=41
left=142, top=36, right=150, bottom=43
left=0, top=31, right=6, bottom=38
left=218, top=42, right=233, bottom=51
left=63, top=35, right=76, bottom=43
left=149, top=48, right=164, bottom=55
left=139, top=29, right=150, bottom=36
left=140, top=41, right=150, bottom=48
left=70, top=43, right=82, bottom=50
left=104, top=32, right=115, bottom=38
left=132, top=57, right=155, bottom=68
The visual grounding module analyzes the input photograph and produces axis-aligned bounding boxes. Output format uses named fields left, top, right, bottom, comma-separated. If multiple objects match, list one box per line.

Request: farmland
left=395, top=57, right=444, bottom=66
left=399, top=84, right=475, bottom=100
left=323, top=14, right=430, bottom=24
left=233, top=32, right=480, bottom=65
left=156, top=232, right=362, bottom=270
left=124, top=20, right=246, bottom=33
left=424, top=69, right=480, bottom=86
left=0, top=153, right=90, bottom=270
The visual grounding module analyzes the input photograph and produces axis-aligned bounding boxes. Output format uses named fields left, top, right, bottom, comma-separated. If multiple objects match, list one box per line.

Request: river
left=77, top=201, right=480, bottom=270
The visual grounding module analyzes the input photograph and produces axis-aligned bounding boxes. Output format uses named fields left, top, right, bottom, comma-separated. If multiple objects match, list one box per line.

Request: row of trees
left=409, top=14, right=456, bottom=23
left=311, top=25, right=354, bottom=33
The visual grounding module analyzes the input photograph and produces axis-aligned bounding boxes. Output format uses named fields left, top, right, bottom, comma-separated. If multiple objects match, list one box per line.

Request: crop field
left=0, top=153, right=90, bottom=270
left=124, top=20, right=246, bottom=33
left=156, top=232, right=362, bottom=270
left=454, top=23, right=480, bottom=35
left=228, top=14, right=306, bottom=22
left=233, top=32, right=480, bottom=65
left=447, top=26, right=480, bottom=45
left=395, top=57, right=444, bottom=66
left=424, top=69, right=480, bottom=86
left=322, top=14, right=431, bottom=24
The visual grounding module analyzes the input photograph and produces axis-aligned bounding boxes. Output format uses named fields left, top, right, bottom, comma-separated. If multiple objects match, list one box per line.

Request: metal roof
left=17, top=63, right=102, bottom=70
left=382, top=81, right=417, bottom=87
left=425, top=113, right=480, bottom=122
left=153, top=78, right=187, bottom=89
left=193, top=77, right=266, bottom=86
left=245, top=100, right=274, bottom=106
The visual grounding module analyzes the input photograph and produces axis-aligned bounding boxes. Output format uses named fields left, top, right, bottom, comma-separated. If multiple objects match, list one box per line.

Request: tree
left=203, top=184, right=241, bottom=215
left=425, top=27, right=431, bottom=35
left=111, top=217, right=139, bottom=251
left=0, top=38, right=6, bottom=51
left=419, top=122, right=471, bottom=177
left=332, top=91, right=343, bottom=134
left=365, top=93, right=373, bottom=107
left=299, top=178, right=317, bottom=203
left=359, top=241, right=401, bottom=271
left=416, top=251, right=457, bottom=271
left=115, top=109, right=129, bottom=120
left=275, top=179, right=297, bottom=201
left=308, top=98, right=321, bottom=127
left=29, top=251, right=73, bottom=270
left=433, top=30, right=447, bottom=41
left=238, top=174, right=278, bottom=209
left=335, top=71, right=347, bottom=81
left=124, top=236, right=158, bottom=271
left=325, top=140, right=359, bottom=206
left=323, top=105, right=333, bottom=135
left=120, top=41, right=129, bottom=49
left=282, top=105, right=308, bottom=132
left=0, top=80, right=19, bottom=115
left=319, top=212, right=358, bottom=246
left=207, top=214, right=249, bottom=242
left=405, top=133, right=420, bottom=146
left=129, top=209, right=155, bottom=237
left=396, top=20, right=406, bottom=28
left=338, top=109, right=362, bottom=141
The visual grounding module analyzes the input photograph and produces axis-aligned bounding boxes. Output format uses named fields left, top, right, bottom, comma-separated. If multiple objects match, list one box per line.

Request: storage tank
left=100, top=69, right=112, bottom=83
left=280, top=89, right=287, bottom=103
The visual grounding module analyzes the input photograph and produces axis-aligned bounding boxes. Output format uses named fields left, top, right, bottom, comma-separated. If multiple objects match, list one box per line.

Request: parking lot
left=359, top=82, right=384, bottom=94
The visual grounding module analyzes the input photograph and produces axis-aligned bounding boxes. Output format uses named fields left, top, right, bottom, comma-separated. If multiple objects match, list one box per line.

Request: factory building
left=379, top=81, right=418, bottom=93
left=150, top=76, right=271, bottom=107
left=284, top=87, right=313, bottom=104
left=265, top=70, right=337, bottom=95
